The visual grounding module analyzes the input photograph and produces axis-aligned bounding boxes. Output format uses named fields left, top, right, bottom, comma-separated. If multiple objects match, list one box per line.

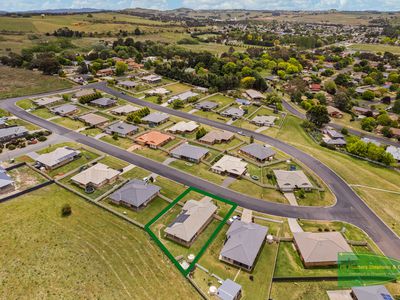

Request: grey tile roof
left=50, top=104, right=78, bottom=115
left=195, top=101, right=218, bottom=110
left=0, top=126, right=28, bottom=140
left=220, top=220, right=268, bottom=268
left=170, top=143, right=209, bottom=161
left=90, top=97, right=117, bottom=107
left=218, top=279, right=242, bottom=300
left=109, top=179, right=160, bottom=208
left=240, top=143, right=276, bottom=161
left=222, top=107, right=244, bottom=118
left=142, top=112, right=169, bottom=124
left=106, top=122, right=138, bottom=135
left=0, top=167, right=14, bottom=189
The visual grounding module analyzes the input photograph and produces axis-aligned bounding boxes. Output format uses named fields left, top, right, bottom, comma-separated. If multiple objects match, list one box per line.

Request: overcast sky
left=1, top=0, right=399, bottom=11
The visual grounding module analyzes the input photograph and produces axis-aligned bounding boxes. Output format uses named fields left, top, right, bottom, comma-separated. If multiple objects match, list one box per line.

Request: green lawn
left=133, top=147, right=168, bottom=163
left=204, top=94, right=235, bottom=107
left=170, top=160, right=225, bottom=185
left=100, top=135, right=134, bottom=150
left=51, top=117, right=85, bottom=130
left=166, top=83, right=192, bottom=94
left=98, top=155, right=129, bottom=170
left=0, top=185, right=198, bottom=299
left=7, top=165, right=48, bottom=191
left=16, top=99, right=35, bottom=110
left=349, top=43, right=400, bottom=54
left=80, top=127, right=103, bottom=137
left=31, top=108, right=54, bottom=119
left=0, top=66, right=72, bottom=100
left=6, top=118, right=40, bottom=131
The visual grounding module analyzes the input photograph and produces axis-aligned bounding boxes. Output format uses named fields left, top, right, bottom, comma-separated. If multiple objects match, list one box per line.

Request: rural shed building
left=135, top=131, right=174, bottom=149
left=220, top=220, right=268, bottom=271
left=273, top=170, right=313, bottom=192
left=71, top=163, right=120, bottom=189
left=211, top=155, right=247, bottom=177
left=50, top=104, right=79, bottom=116
left=169, top=143, right=209, bottom=163
left=109, top=179, right=160, bottom=210
left=239, top=143, right=276, bottom=162
left=36, top=147, right=81, bottom=170
left=293, top=232, right=353, bottom=267
left=105, top=122, right=138, bottom=137
left=165, top=199, right=217, bottom=247
left=217, top=279, right=242, bottom=300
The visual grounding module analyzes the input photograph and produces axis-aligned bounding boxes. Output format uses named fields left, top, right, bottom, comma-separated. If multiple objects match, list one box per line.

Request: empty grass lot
left=0, top=66, right=72, bottom=100
left=0, top=185, right=199, bottom=299
left=31, top=108, right=54, bottom=119
left=165, top=83, right=192, bottom=94
left=100, top=135, right=134, bottom=150
left=51, top=117, right=85, bottom=130
left=6, top=165, right=48, bottom=191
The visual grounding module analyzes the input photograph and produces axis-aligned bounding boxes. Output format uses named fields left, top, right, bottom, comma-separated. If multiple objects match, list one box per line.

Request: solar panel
left=381, top=293, right=393, bottom=300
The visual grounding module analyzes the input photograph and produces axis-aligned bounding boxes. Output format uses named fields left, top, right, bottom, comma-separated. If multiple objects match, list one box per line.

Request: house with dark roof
left=217, top=279, right=242, bottom=300
left=0, top=166, right=14, bottom=194
left=195, top=101, right=218, bottom=111
left=170, top=143, right=209, bottom=163
left=221, top=107, right=245, bottom=119
left=0, top=126, right=28, bottom=143
left=142, top=112, right=170, bottom=127
left=90, top=97, right=117, bottom=108
left=109, top=179, right=161, bottom=210
left=118, top=80, right=138, bottom=89
left=50, top=104, right=79, bottom=116
left=220, top=220, right=268, bottom=271
left=239, top=143, right=276, bottom=163
left=165, top=199, right=217, bottom=247
left=105, top=122, right=139, bottom=137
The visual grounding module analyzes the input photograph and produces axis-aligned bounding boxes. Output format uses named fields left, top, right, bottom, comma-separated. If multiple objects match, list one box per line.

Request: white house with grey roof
left=36, top=147, right=81, bottom=170
left=195, top=101, right=218, bottom=111
left=293, top=232, right=352, bottom=267
left=273, top=170, right=313, bottom=192
left=220, top=220, right=268, bottom=271
left=221, top=107, right=245, bottom=119
left=105, top=122, right=138, bottom=137
left=169, top=143, right=209, bottom=163
left=211, top=155, right=247, bottom=177
left=251, top=115, right=277, bottom=127
left=0, top=126, right=28, bottom=143
left=217, top=279, right=242, bottom=300
left=90, top=97, right=117, bottom=108
left=50, top=104, right=79, bottom=116
left=109, top=179, right=160, bottom=210
left=165, top=199, right=217, bottom=247
left=142, top=112, right=169, bottom=127
left=239, top=143, right=276, bottom=162
left=0, top=166, right=14, bottom=195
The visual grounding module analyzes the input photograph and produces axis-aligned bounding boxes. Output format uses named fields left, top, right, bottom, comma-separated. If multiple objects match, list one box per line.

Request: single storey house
left=90, top=97, right=117, bottom=108
left=79, top=113, right=109, bottom=127
left=273, top=170, right=313, bottom=192
left=142, top=112, right=170, bottom=127
left=168, top=91, right=199, bottom=104
left=135, top=131, right=174, bottom=149
left=217, top=279, right=242, bottom=300
left=50, top=104, right=79, bottom=116
left=36, top=147, right=81, bottom=170
left=118, top=80, right=138, bottom=89
left=327, top=106, right=344, bottom=118
left=195, top=101, right=218, bottom=111
left=239, top=143, right=276, bottom=163
left=0, top=126, right=28, bottom=143
left=165, top=199, right=217, bottom=247
left=111, top=105, right=140, bottom=115
left=251, top=115, right=277, bottom=127
left=109, top=179, right=161, bottom=210
left=71, top=163, right=120, bottom=189
left=169, top=143, right=209, bottom=163
left=166, top=121, right=198, bottom=134
left=33, top=96, right=63, bottom=107
left=0, top=166, right=15, bottom=195
left=221, top=107, right=245, bottom=119
left=211, top=155, right=247, bottom=177
left=142, top=74, right=162, bottom=84
left=244, top=89, right=266, bottom=101
left=199, top=130, right=234, bottom=145
left=351, top=285, right=393, bottom=300
left=105, top=122, right=139, bottom=137
left=220, top=220, right=268, bottom=271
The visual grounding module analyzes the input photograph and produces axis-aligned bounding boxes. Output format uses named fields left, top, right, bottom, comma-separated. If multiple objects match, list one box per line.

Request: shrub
left=61, top=204, right=72, bottom=217
left=38, top=136, right=47, bottom=142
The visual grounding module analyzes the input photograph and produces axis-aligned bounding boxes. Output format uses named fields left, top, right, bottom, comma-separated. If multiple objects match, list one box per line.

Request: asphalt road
left=2, top=85, right=400, bottom=259
left=281, top=99, right=400, bottom=147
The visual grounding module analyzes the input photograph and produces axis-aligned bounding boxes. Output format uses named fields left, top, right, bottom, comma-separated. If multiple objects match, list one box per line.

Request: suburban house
left=90, top=97, right=117, bottom=108
left=211, top=155, right=247, bottom=177
left=142, top=74, right=162, bottom=83
left=322, top=129, right=347, bottom=147
left=142, top=112, right=170, bottom=127
left=351, top=285, right=393, bottom=300
left=309, top=83, right=321, bottom=92
left=293, top=232, right=353, bottom=267
left=251, top=115, right=277, bottom=127
left=96, top=68, right=114, bottom=77
left=109, top=179, right=161, bottom=210
left=74, top=88, right=97, bottom=98
left=36, top=147, right=81, bottom=170
left=135, top=131, right=174, bottom=149
left=217, top=279, right=242, bottom=300
left=361, top=137, right=381, bottom=146
left=199, top=130, right=234, bottom=145
left=244, top=89, right=266, bottom=101
left=118, top=80, right=138, bottom=89
left=0, top=126, right=28, bottom=143
left=273, top=170, right=313, bottom=192
left=164, top=199, right=217, bottom=247
left=236, top=98, right=251, bottom=106
left=79, top=113, right=109, bottom=127
left=105, top=122, right=139, bottom=137
left=219, top=220, right=268, bottom=271
left=166, top=121, right=198, bottom=134
left=33, top=96, right=63, bottom=107
left=386, top=146, right=400, bottom=162
left=352, top=106, right=375, bottom=117
left=0, top=166, right=14, bottom=195
left=327, top=106, right=344, bottom=118
left=169, top=143, right=209, bottom=163
left=111, top=105, right=139, bottom=115
left=221, top=107, right=245, bottom=119
left=168, top=91, right=199, bottom=103
left=239, top=143, right=276, bottom=163
left=50, top=104, right=79, bottom=116
left=145, top=87, right=170, bottom=96
left=71, top=163, right=120, bottom=189
left=195, top=101, right=218, bottom=111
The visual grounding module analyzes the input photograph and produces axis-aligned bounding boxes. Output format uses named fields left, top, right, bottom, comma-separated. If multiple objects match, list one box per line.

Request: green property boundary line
left=144, top=186, right=237, bottom=277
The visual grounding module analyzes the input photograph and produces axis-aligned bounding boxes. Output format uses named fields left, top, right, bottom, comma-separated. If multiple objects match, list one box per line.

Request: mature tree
left=334, top=92, right=351, bottom=112
left=360, top=117, right=377, bottom=132
left=115, top=61, right=128, bottom=76
left=324, top=80, right=337, bottom=95
left=392, top=99, right=400, bottom=114
left=362, top=90, right=375, bottom=101
left=306, top=105, right=330, bottom=128
left=34, top=53, right=61, bottom=75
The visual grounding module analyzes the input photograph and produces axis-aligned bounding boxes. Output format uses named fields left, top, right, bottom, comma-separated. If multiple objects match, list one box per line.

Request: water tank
left=187, top=254, right=195, bottom=263
left=209, top=286, right=217, bottom=295
left=266, top=235, right=274, bottom=244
